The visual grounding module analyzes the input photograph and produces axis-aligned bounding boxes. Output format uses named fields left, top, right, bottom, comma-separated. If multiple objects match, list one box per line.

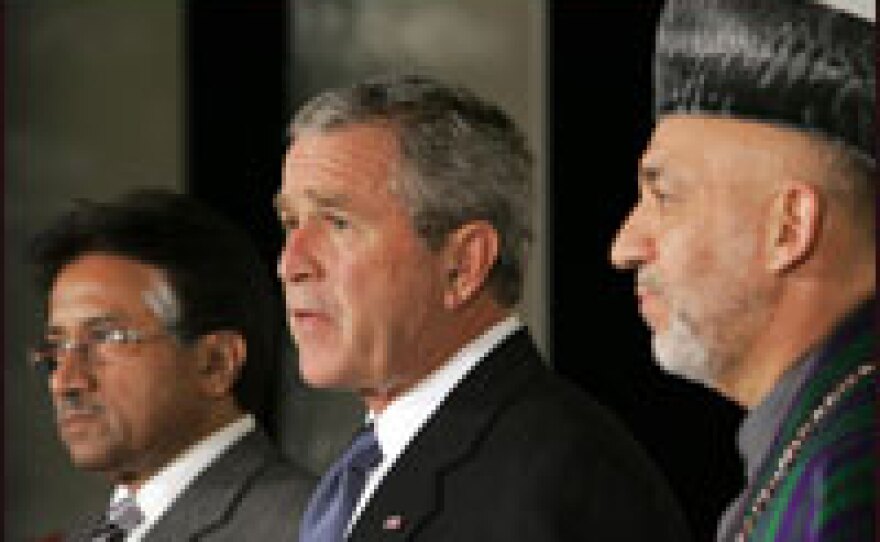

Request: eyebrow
left=46, top=314, right=124, bottom=336
left=274, top=189, right=351, bottom=215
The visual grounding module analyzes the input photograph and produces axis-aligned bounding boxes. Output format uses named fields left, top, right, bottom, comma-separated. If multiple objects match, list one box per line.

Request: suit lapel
left=143, top=428, right=275, bottom=541
left=349, top=329, right=543, bottom=541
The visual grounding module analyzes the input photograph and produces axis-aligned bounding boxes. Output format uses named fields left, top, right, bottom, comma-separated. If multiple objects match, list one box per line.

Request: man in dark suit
left=29, top=190, right=315, bottom=541
left=276, top=74, right=692, bottom=541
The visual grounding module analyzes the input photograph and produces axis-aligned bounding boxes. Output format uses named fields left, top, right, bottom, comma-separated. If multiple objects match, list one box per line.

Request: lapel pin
left=383, top=514, right=404, bottom=531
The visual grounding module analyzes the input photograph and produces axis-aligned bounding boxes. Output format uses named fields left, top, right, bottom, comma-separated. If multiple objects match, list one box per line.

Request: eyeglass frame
left=28, top=325, right=178, bottom=379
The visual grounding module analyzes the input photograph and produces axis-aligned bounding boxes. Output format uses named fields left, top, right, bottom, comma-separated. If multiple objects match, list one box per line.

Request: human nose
left=48, top=344, right=96, bottom=397
left=610, top=205, right=655, bottom=271
left=277, top=222, right=321, bottom=284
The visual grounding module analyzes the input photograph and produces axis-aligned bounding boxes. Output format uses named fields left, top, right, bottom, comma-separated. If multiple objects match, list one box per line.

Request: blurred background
left=6, top=1, right=746, bottom=540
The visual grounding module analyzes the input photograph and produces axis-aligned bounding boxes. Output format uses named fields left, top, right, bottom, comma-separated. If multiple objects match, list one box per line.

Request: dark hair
left=30, top=189, right=283, bottom=436
left=290, top=74, right=534, bottom=307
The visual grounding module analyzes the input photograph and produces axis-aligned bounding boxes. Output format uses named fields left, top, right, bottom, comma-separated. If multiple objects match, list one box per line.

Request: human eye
left=29, top=337, right=62, bottom=376
left=638, top=164, right=678, bottom=207
left=279, top=214, right=300, bottom=233
left=90, top=327, right=132, bottom=346
left=324, top=213, right=351, bottom=231
left=641, top=178, right=676, bottom=207
left=649, top=185, right=674, bottom=204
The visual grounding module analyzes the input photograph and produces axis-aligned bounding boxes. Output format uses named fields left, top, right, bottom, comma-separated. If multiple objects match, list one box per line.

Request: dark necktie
left=89, top=495, right=143, bottom=542
left=299, top=425, right=383, bottom=542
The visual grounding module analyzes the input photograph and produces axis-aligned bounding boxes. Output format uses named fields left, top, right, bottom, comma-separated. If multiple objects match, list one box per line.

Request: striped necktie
left=90, top=495, right=143, bottom=542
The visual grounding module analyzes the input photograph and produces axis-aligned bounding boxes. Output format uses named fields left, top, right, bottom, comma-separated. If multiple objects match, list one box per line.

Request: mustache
left=636, top=270, right=663, bottom=294
left=54, top=393, right=103, bottom=420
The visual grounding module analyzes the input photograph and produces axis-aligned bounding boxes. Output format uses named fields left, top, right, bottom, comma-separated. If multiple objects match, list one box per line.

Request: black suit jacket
left=349, top=329, right=692, bottom=541
left=65, top=428, right=315, bottom=541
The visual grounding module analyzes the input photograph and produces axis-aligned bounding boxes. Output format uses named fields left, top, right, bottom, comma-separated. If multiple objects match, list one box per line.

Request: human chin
left=59, top=418, right=124, bottom=471
left=295, top=343, right=352, bottom=389
left=651, top=311, right=715, bottom=387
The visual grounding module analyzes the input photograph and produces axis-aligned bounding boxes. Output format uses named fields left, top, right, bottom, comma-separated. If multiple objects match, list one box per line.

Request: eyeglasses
left=28, top=327, right=171, bottom=378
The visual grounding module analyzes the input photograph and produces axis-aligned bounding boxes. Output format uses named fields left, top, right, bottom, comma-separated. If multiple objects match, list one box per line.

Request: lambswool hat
left=654, top=0, right=875, bottom=161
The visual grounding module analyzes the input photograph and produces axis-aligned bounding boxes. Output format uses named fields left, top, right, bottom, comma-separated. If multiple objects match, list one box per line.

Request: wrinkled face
left=275, top=123, right=448, bottom=400
left=610, top=115, right=776, bottom=386
left=45, top=253, right=208, bottom=481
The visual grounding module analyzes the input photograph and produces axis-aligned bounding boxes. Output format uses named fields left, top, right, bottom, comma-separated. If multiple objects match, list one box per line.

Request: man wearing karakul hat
left=610, top=1, right=875, bottom=541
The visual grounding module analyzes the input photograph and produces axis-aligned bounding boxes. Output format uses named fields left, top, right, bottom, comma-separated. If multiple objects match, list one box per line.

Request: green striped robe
left=725, top=300, right=875, bottom=541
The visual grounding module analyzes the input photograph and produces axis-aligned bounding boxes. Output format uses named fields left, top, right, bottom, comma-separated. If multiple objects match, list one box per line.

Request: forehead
left=646, top=115, right=817, bottom=167
left=49, top=253, right=168, bottom=327
left=279, top=122, right=401, bottom=203
left=642, top=115, right=814, bottom=193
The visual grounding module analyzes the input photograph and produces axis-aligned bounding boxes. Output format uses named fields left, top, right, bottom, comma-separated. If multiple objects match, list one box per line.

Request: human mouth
left=287, top=307, right=333, bottom=332
left=56, top=406, right=104, bottom=435
left=284, top=291, right=335, bottom=331
left=635, top=288, right=666, bottom=329
left=636, top=286, right=657, bottom=303
left=291, top=308, right=325, bottom=320
left=635, top=271, right=668, bottom=326
left=60, top=412, right=99, bottom=428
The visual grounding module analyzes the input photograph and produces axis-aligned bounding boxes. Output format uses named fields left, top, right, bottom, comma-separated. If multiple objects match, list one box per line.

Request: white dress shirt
left=112, top=414, right=256, bottom=541
left=346, top=315, right=522, bottom=535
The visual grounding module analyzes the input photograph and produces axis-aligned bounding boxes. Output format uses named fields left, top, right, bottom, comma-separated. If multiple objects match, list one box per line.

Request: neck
left=717, top=277, right=874, bottom=408
left=363, top=300, right=511, bottom=413
left=115, top=403, right=244, bottom=492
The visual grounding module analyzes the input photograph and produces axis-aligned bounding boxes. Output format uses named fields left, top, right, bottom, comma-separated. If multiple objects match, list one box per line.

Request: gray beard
left=651, top=312, right=716, bottom=387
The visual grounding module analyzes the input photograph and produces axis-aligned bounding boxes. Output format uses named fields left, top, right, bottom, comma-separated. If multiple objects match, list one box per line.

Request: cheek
left=336, top=242, right=423, bottom=313
left=335, top=244, right=440, bottom=355
left=107, top=361, right=196, bottom=442
left=659, top=216, right=729, bottom=276
left=658, top=225, right=712, bottom=281
left=660, top=220, right=760, bottom=325
left=652, top=222, right=729, bottom=324
left=102, top=373, right=162, bottom=444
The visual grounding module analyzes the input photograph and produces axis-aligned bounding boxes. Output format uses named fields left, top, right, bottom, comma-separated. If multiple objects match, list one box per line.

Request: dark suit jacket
left=349, top=329, right=692, bottom=541
left=65, top=428, right=316, bottom=541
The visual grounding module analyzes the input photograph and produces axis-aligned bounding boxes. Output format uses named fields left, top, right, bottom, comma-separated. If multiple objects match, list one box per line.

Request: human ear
left=764, top=182, right=821, bottom=273
left=442, top=221, right=500, bottom=310
left=194, top=331, right=247, bottom=397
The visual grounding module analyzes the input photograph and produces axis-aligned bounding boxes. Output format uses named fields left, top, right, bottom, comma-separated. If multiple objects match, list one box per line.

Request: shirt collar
left=736, top=352, right=815, bottom=480
left=371, top=314, right=522, bottom=466
left=112, top=414, right=256, bottom=536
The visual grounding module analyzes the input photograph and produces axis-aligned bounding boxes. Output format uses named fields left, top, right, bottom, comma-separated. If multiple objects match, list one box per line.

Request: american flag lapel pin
left=383, top=514, right=404, bottom=531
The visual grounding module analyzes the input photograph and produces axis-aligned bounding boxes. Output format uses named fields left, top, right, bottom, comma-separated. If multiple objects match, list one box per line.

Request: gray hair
left=290, top=74, right=534, bottom=307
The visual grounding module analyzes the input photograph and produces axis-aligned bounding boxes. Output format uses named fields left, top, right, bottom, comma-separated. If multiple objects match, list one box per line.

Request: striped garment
left=725, top=300, right=876, bottom=541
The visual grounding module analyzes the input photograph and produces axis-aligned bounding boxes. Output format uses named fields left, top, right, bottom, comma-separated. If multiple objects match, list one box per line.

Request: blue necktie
left=299, top=425, right=383, bottom=542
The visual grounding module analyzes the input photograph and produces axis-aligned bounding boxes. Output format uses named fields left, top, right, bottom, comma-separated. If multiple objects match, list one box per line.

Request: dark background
left=548, top=3, right=744, bottom=539
left=186, top=1, right=744, bottom=540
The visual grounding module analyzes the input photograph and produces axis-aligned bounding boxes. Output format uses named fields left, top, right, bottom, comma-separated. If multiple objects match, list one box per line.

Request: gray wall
left=5, top=3, right=182, bottom=538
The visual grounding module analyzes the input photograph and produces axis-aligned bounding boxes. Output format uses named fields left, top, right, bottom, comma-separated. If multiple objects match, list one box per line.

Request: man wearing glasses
left=28, top=190, right=314, bottom=541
